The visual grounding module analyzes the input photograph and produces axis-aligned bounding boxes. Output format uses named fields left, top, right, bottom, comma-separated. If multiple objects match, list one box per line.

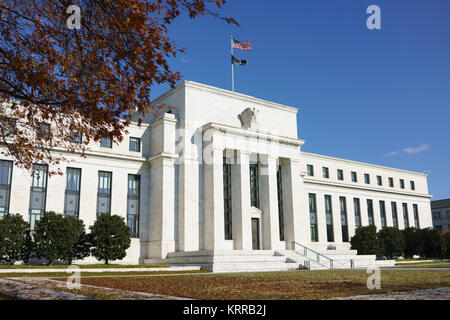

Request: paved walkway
left=331, top=287, right=450, bottom=300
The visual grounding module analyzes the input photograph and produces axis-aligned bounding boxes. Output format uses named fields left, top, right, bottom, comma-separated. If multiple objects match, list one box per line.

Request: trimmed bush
left=420, top=228, right=446, bottom=258
left=402, top=227, right=423, bottom=258
left=89, top=214, right=131, bottom=264
left=444, top=231, right=450, bottom=258
left=0, top=213, right=31, bottom=264
left=350, top=225, right=379, bottom=255
left=377, top=227, right=405, bottom=259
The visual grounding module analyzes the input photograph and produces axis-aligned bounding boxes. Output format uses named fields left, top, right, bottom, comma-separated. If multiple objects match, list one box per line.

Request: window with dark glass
left=413, top=204, right=420, bottom=229
left=400, top=179, right=405, bottom=189
left=391, top=202, right=398, bottom=228
left=322, top=167, right=329, bottom=179
left=364, top=174, right=370, bottom=184
left=250, top=163, right=259, bottom=208
left=129, top=137, right=141, bottom=152
left=0, top=117, right=16, bottom=135
left=100, top=137, right=112, bottom=148
left=367, top=199, right=374, bottom=225
left=64, top=168, right=81, bottom=218
left=379, top=200, right=386, bottom=228
left=389, top=177, right=394, bottom=187
left=377, top=175, right=382, bottom=186
left=69, top=131, right=82, bottom=144
left=37, top=123, right=50, bottom=140
left=410, top=181, right=415, bottom=191
left=29, top=164, right=48, bottom=230
left=325, top=195, right=334, bottom=242
left=354, top=198, right=361, bottom=227
left=402, top=203, right=409, bottom=228
left=277, top=165, right=284, bottom=241
left=340, top=196, right=349, bottom=242
left=337, top=169, right=344, bottom=181
left=223, top=158, right=232, bottom=240
left=351, top=171, right=357, bottom=182
left=0, top=160, right=13, bottom=218
left=97, top=171, right=112, bottom=217
left=307, top=164, right=314, bottom=177
left=309, top=193, right=318, bottom=242
left=127, top=174, right=140, bottom=238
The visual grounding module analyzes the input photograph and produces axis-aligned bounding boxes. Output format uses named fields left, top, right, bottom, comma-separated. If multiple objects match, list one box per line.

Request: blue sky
left=150, top=0, right=450, bottom=200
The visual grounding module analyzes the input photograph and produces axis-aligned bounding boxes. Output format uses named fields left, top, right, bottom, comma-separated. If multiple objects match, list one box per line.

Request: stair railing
left=291, top=241, right=353, bottom=269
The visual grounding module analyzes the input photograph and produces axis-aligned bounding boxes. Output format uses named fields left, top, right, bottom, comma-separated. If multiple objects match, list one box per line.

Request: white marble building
left=0, top=81, right=433, bottom=270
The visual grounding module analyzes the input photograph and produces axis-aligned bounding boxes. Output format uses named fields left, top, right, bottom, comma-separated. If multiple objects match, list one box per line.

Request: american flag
left=232, top=39, right=252, bottom=51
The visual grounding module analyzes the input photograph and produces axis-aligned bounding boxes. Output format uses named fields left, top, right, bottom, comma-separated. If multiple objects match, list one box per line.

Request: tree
left=90, top=214, right=130, bottom=264
left=350, top=225, right=379, bottom=255
left=34, top=211, right=90, bottom=265
left=402, top=227, right=424, bottom=258
left=420, top=228, right=446, bottom=258
left=377, top=227, right=405, bottom=259
left=0, top=0, right=237, bottom=174
left=0, top=213, right=30, bottom=264
left=443, top=231, right=450, bottom=258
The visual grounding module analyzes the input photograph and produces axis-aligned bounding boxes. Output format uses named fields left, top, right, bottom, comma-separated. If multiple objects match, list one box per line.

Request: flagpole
left=230, top=35, right=234, bottom=92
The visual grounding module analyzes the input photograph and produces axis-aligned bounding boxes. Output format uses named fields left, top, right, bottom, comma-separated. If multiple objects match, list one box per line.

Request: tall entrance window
left=97, top=171, right=112, bottom=217
left=413, top=204, right=420, bottom=229
left=340, top=196, right=349, bottom=242
left=249, top=163, right=259, bottom=208
left=309, top=193, right=318, bottom=242
left=0, top=160, right=13, bottom=218
left=223, top=158, right=232, bottom=240
left=354, top=198, right=361, bottom=227
left=29, top=164, right=48, bottom=230
left=367, top=199, right=374, bottom=225
left=325, top=195, right=334, bottom=242
left=127, top=174, right=140, bottom=238
left=251, top=218, right=260, bottom=250
left=277, top=165, right=284, bottom=241
left=391, top=202, right=399, bottom=228
left=64, top=168, right=81, bottom=218
left=402, top=203, right=410, bottom=228
left=379, top=200, right=387, bottom=228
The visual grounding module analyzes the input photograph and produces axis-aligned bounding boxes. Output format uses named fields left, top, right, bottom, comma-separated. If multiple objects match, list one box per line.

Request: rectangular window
left=129, top=137, right=141, bottom=152
left=100, top=137, right=112, bottom=148
left=307, top=164, right=314, bottom=177
left=400, top=179, right=405, bottom=189
left=410, top=181, right=415, bottom=191
left=367, top=199, right=374, bottom=225
left=97, top=171, right=112, bottom=217
left=391, top=202, right=399, bottom=228
left=351, top=171, right=357, bottom=182
left=389, top=177, right=394, bottom=187
left=250, top=163, right=259, bottom=208
left=0, top=117, right=16, bottom=135
left=377, top=175, right=382, bottom=186
left=223, top=158, right=232, bottom=240
left=354, top=198, right=361, bottom=227
left=69, top=131, right=82, bottom=144
left=402, top=203, right=409, bottom=228
left=364, top=173, right=370, bottom=184
left=36, top=123, right=50, bottom=140
left=379, top=200, right=386, bottom=228
left=127, top=174, right=140, bottom=238
left=322, top=167, right=329, bottom=179
left=309, top=194, right=318, bottom=242
left=277, top=165, right=284, bottom=241
left=340, top=196, right=349, bottom=242
left=0, top=160, right=13, bottom=218
left=29, top=164, right=48, bottom=230
left=325, top=195, right=334, bottom=242
left=64, top=168, right=81, bottom=218
left=337, top=169, right=344, bottom=181
left=413, top=204, right=420, bottom=229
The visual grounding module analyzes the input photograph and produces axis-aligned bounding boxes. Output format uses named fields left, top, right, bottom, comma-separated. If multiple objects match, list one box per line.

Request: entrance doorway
left=251, top=218, right=260, bottom=250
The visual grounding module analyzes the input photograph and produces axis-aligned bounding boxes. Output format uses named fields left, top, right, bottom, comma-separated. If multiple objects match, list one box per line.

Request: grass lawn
left=61, top=269, right=450, bottom=300
left=393, top=263, right=450, bottom=268
left=0, top=264, right=169, bottom=269
left=0, top=270, right=207, bottom=278
left=395, top=261, right=449, bottom=266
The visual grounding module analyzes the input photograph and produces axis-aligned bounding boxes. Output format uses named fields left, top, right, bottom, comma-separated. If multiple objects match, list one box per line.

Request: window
left=307, top=164, right=314, bottom=177
left=69, top=131, right=82, bottom=144
left=351, top=171, right=357, bottom=182
left=129, top=137, right=141, bottom=152
left=29, top=164, right=48, bottom=230
left=379, top=200, right=386, bottom=228
left=337, top=169, right=344, bottom=181
left=410, top=181, right=415, bottom=191
left=340, top=197, right=349, bottom=242
left=388, top=177, right=394, bottom=187
left=223, top=158, right=232, bottom=240
left=0, top=160, right=13, bottom=218
left=37, top=123, right=50, bottom=140
left=322, top=167, right=329, bottom=179
left=354, top=198, right=361, bottom=227
left=127, top=174, right=140, bottom=238
left=250, top=163, right=259, bottom=208
left=324, top=195, right=334, bottom=242
left=402, top=203, right=409, bottom=228
left=309, top=194, right=318, bottom=242
left=100, top=137, right=112, bottom=148
left=391, top=202, right=399, bottom=228
left=277, top=165, right=284, bottom=241
left=377, top=175, right=382, bottom=186
left=97, top=171, right=112, bottom=216
left=364, top=173, right=370, bottom=184
left=0, top=117, right=16, bottom=135
left=400, top=179, right=405, bottom=189
left=413, top=204, right=420, bottom=229
left=64, top=168, right=81, bottom=218
left=367, top=199, right=374, bottom=225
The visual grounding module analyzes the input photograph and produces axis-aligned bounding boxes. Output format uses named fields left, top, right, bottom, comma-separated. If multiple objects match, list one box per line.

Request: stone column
left=232, top=150, right=252, bottom=250
left=331, top=195, right=342, bottom=244
left=347, top=197, right=356, bottom=240
left=260, top=155, right=280, bottom=250
left=373, top=199, right=382, bottom=231
left=315, top=192, right=328, bottom=244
